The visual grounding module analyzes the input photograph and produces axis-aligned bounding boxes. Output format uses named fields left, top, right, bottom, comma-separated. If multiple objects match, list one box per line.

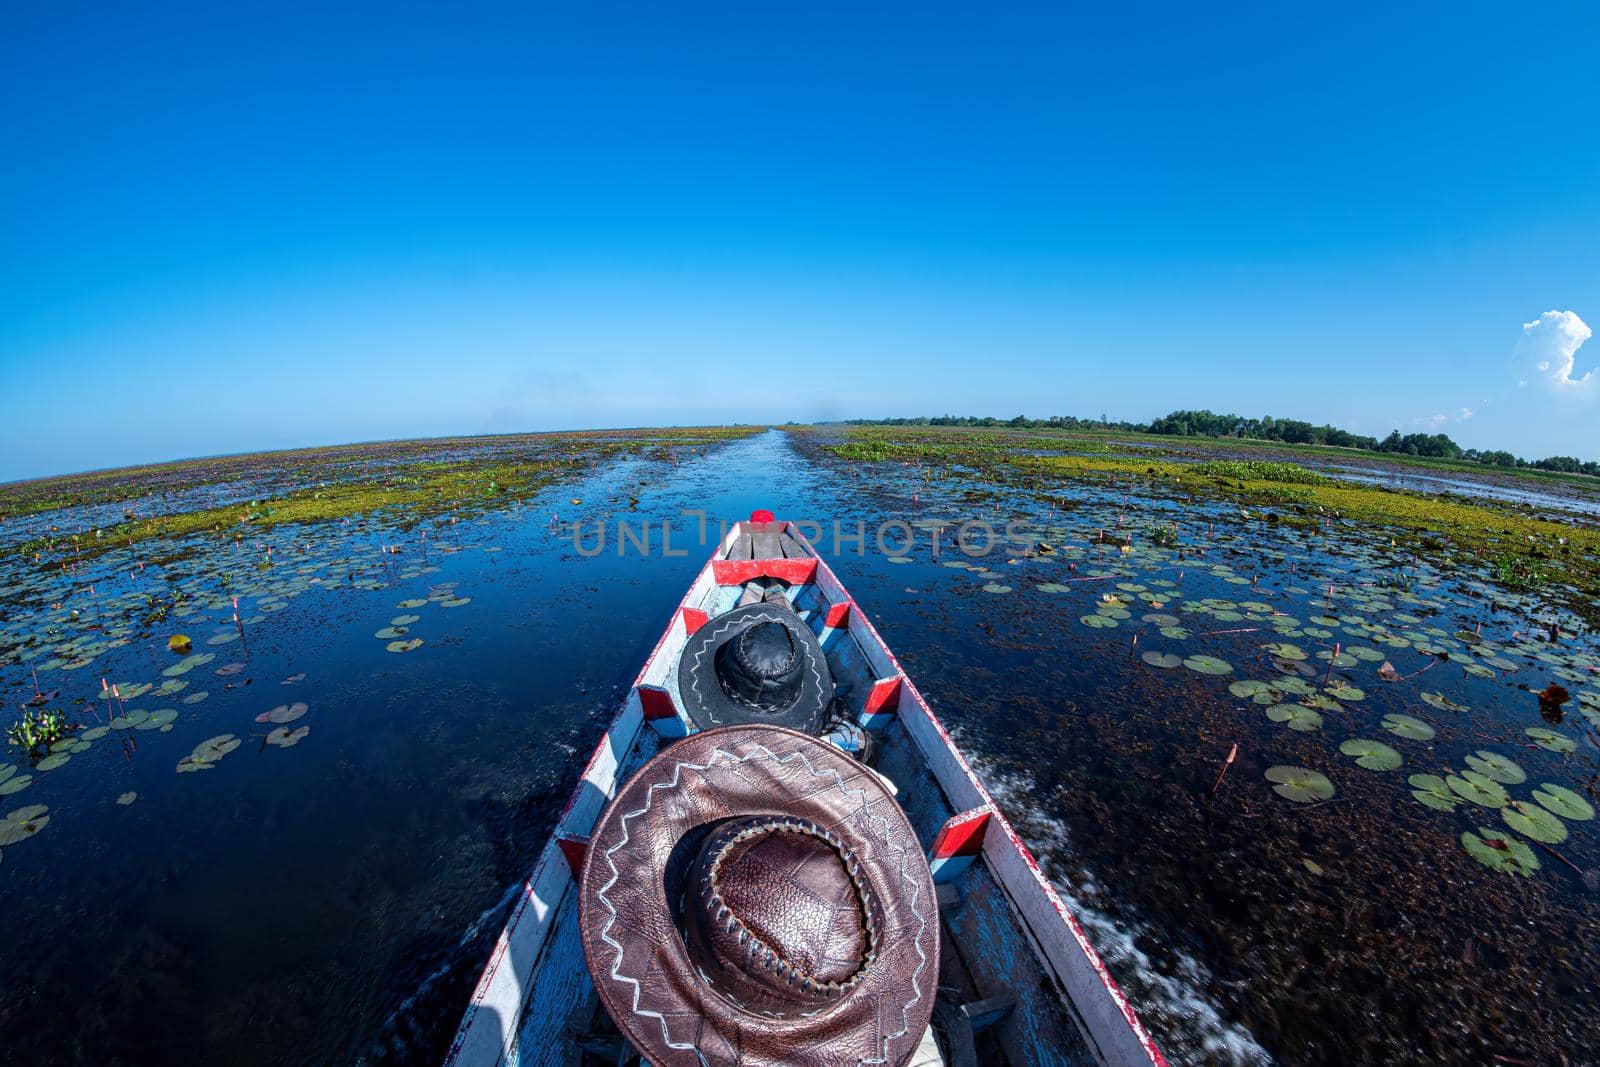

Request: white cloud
left=1412, top=413, right=1448, bottom=430
left=1456, top=407, right=1474, bottom=422
left=1515, top=310, right=1595, bottom=399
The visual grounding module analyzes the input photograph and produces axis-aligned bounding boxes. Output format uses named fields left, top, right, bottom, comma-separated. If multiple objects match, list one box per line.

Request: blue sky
left=3, top=2, right=1598, bottom=481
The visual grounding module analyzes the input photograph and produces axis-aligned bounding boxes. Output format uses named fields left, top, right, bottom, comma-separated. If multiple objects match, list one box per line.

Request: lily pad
left=265, top=725, right=311, bottom=748
left=390, top=614, right=421, bottom=626
left=1265, top=765, right=1335, bottom=803
left=0, top=805, right=50, bottom=845
left=386, top=638, right=424, bottom=653
left=0, top=773, right=33, bottom=796
left=1408, top=774, right=1459, bottom=812
left=117, top=791, right=137, bottom=805
left=256, top=702, right=308, bottom=724
left=1263, top=642, right=1307, bottom=660
left=1183, top=655, right=1233, bottom=676
left=136, top=709, right=178, bottom=731
left=1525, top=727, right=1576, bottom=754
left=397, top=598, right=428, bottom=608
left=374, top=627, right=409, bottom=639
left=1339, top=739, right=1401, bottom=772
left=1080, top=615, right=1118, bottom=629
left=1447, top=772, right=1509, bottom=808
left=1382, top=714, right=1435, bottom=742
left=981, top=583, right=1013, bottom=594
left=189, top=734, right=241, bottom=764
left=1140, top=652, right=1181, bottom=669
left=1462, top=827, right=1539, bottom=875
left=1503, top=801, right=1567, bottom=844
left=439, top=596, right=472, bottom=608
left=1463, top=751, right=1525, bottom=785
left=1532, top=784, right=1594, bottom=821
left=1265, top=704, right=1323, bottom=732
left=35, top=752, right=71, bottom=772
left=1420, top=692, right=1468, bottom=713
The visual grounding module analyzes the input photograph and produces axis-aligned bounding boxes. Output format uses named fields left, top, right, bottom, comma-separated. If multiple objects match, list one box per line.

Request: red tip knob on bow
left=749, top=509, right=776, bottom=524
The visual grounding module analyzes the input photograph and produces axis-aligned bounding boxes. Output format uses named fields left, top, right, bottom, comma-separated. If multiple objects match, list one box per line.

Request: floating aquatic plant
left=1141, top=652, right=1181, bottom=669
left=1381, top=714, right=1435, bottom=741
left=1183, top=655, right=1233, bottom=676
left=137, top=709, right=178, bottom=731
left=1408, top=774, right=1459, bottom=812
left=982, top=583, right=1013, bottom=594
left=256, top=702, right=307, bottom=724
left=1463, top=751, right=1525, bottom=785
left=0, top=804, right=49, bottom=845
left=117, top=791, right=137, bottom=805
left=1447, top=772, right=1509, bottom=808
left=1524, top=726, right=1576, bottom=753
left=1265, top=765, right=1335, bottom=803
left=1532, top=784, right=1594, bottom=821
left=386, top=638, right=424, bottom=653
left=1461, top=827, right=1539, bottom=876
left=1339, top=738, right=1401, bottom=771
left=1419, top=692, right=1468, bottom=713
left=1502, top=800, right=1567, bottom=844
left=266, top=725, right=310, bottom=747
left=177, top=733, right=242, bottom=772
left=1081, top=615, right=1117, bottom=629
left=1265, top=704, right=1323, bottom=732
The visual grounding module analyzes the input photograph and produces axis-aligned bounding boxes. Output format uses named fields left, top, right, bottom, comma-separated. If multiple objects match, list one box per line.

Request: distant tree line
left=842, top=411, right=1598, bottom=475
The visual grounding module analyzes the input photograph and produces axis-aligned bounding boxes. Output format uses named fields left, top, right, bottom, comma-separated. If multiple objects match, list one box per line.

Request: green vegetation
left=0, top=426, right=760, bottom=524
left=2, top=426, right=762, bottom=564
left=838, top=410, right=1599, bottom=475
left=6, top=707, right=71, bottom=756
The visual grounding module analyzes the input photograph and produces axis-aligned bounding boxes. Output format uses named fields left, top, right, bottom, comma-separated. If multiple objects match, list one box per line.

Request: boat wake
left=971, top=753, right=1273, bottom=1067
left=360, top=877, right=527, bottom=1065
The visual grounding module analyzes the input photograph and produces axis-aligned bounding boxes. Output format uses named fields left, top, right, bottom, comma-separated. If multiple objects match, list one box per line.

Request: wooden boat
left=446, top=513, right=1167, bottom=1067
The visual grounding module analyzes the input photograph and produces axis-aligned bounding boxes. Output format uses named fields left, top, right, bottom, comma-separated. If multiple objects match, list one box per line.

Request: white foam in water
left=971, top=752, right=1274, bottom=1066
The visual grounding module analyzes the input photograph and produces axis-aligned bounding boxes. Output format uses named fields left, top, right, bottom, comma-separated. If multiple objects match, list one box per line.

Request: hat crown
left=686, top=817, right=878, bottom=1013
left=714, top=622, right=803, bottom=710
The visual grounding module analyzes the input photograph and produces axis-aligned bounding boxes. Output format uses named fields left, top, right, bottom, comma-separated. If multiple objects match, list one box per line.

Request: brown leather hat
left=578, top=725, right=939, bottom=1067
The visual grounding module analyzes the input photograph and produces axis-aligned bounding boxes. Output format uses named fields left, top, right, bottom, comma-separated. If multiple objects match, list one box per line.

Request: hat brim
left=676, top=603, right=833, bottom=734
left=578, top=725, right=939, bottom=1067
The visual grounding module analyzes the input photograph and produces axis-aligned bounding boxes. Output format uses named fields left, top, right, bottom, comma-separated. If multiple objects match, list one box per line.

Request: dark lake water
left=2, top=430, right=1597, bottom=1065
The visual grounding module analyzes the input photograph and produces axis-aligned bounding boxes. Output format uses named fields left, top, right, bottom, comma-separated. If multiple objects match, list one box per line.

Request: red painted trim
left=681, top=607, right=709, bottom=635
left=712, top=558, right=818, bottom=585
left=823, top=600, right=851, bottom=629
left=931, top=807, right=992, bottom=859
left=863, top=676, right=903, bottom=717
left=637, top=685, right=677, bottom=721
left=556, top=833, right=589, bottom=873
